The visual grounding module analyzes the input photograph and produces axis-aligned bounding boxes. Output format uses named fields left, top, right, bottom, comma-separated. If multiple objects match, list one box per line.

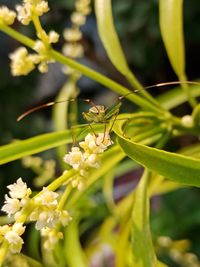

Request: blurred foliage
left=1, top=1, right=200, bottom=266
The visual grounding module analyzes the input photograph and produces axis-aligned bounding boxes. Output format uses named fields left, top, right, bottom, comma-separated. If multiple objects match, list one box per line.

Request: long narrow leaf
left=0, top=125, right=103, bottom=165
left=131, top=170, right=159, bottom=267
left=95, top=0, right=130, bottom=76
left=117, top=135, right=200, bottom=187
left=159, top=0, right=185, bottom=79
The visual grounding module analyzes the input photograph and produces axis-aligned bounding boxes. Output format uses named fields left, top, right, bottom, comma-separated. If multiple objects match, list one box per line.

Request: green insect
left=81, top=101, right=122, bottom=134
left=17, top=80, right=200, bottom=130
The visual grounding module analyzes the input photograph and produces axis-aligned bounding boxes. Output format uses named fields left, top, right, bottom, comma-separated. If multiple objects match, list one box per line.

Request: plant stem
left=58, top=184, right=72, bottom=210
left=0, top=241, right=9, bottom=267
left=31, top=14, right=49, bottom=45
left=179, top=74, right=197, bottom=108
left=50, top=49, right=164, bottom=114
left=0, top=25, right=35, bottom=48
left=0, top=25, right=166, bottom=114
left=47, top=169, right=76, bottom=192
left=126, top=70, right=162, bottom=108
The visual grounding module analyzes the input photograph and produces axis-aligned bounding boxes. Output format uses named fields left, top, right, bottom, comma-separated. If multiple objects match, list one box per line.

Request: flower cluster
left=2, top=178, right=32, bottom=218
left=7, top=0, right=60, bottom=76
left=41, top=227, right=63, bottom=250
left=16, top=0, right=49, bottom=25
left=9, top=32, right=59, bottom=76
left=30, top=187, right=71, bottom=230
left=62, top=0, right=91, bottom=75
left=0, top=223, right=25, bottom=254
left=0, top=6, right=16, bottom=26
left=64, top=132, right=113, bottom=191
left=22, top=156, right=56, bottom=187
left=1, top=178, right=71, bottom=253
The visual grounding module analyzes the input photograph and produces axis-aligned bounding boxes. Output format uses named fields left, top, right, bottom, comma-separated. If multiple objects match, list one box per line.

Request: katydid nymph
left=16, top=80, right=200, bottom=141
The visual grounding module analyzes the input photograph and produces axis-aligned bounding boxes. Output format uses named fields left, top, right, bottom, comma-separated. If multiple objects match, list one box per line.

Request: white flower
left=4, top=223, right=25, bottom=254
left=35, top=210, right=59, bottom=230
left=71, top=176, right=86, bottom=191
left=75, top=0, right=91, bottom=15
left=48, top=30, right=60, bottom=43
left=85, top=153, right=100, bottom=168
left=7, top=178, right=31, bottom=199
left=30, top=188, right=66, bottom=230
left=0, top=6, right=16, bottom=25
left=38, top=62, right=48, bottom=73
left=9, top=47, right=36, bottom=76
left=16, top=1, right=49, bottom=25
left=1, top=195, right=21, bottom=217
left=181, top=115, right=194, bottom=128
left=59, top=210, right=72, bottom=226
left=16, top=4, right=32, bottom=25
left=96, top=132, right=113, bottom=147
left=71, top=12, right=86, bottom=26
left=34, top=187, right=58, bottom=207
left=63, top=147, right=85, bottom=170
left=12, top=223, right=25, bottom=236
left=63, top=132, right=113, bottom=190
left=41, top=228, right=63, bottom=250
left=80, top=133, right=113, bottom=154
left=35, top=1, right=49, bottom=16
left=63, top=28, right=82, bottom=42
left=0, top=225, right=10, bottom=242
left=30, top=208, right=58, bottom=230
left=34, top=40, right=47, bottom=54
left=62, top=43, right=84, bottom=58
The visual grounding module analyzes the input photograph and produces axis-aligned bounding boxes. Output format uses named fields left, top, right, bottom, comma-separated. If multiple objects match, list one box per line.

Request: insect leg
left=102, top=122, right=107, bottom=143
left=70, top=124, right=90, bottom=147
left=88, top=123, right=98, bottom=137
left=108, top=109, right=120, bottom=134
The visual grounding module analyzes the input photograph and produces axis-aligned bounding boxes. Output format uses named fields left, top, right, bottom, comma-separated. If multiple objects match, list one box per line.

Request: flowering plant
left=0, top=0, right=200, bottom=266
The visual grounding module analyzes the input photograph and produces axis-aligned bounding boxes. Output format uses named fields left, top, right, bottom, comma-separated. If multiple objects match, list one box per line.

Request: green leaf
left=159, top=0, right=185, bottom=79
left=95, top=0, right=130, bottom=76
left=157, top=84, right=200, bottom=110
left=131, top=170, right=159, bottom=267
left=52, top=80, right=79, bottom=168
left=0, top=125, right=103, bottom=165
left=64, top=221, right=87, bottom=267
left=94, top=0, right=161, bottom=106
left=118, top=135, right=200, bottom=187
left=17, top=254, right=44, bottom=267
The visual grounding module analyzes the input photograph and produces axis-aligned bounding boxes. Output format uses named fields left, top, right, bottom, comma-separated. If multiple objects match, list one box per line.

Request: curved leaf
left=95, top=0, right=130, bottom=76
left=64, top=221, right=87, bottom=267
left=159, top=0, right=185, bottom=79
left=94, top=0, right=160, bottom=106
left=132, top=170, right=159, bottom=267
left=0, top=125, right=103, bottom=165
left=118, top=135, right=200, bottom=187
left=158, top=84, right=200, bottom=110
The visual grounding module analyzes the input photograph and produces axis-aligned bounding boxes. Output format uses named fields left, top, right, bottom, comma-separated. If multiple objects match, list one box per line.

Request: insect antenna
left=118, top=80, right=200, bottom=101
left=17, top=80, right=200, bottom=122
left=16, top=98, right=91, bottom=122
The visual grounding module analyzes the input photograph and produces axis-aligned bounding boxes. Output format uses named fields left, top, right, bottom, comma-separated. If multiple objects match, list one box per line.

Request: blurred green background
left=1, top=1, right=200, bottom=265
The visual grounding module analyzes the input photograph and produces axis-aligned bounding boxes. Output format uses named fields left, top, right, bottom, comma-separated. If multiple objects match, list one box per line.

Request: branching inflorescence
left=1, top=0, right=200, bottom=266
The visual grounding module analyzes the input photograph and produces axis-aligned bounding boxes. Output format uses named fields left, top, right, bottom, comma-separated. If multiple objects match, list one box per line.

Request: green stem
left=31, top=14, right=49, bottom=45
left=0, top=25, right=165, bottom=114
left=0, top=25, right=35, bottom=48
left=0, top=241, right=9, bottom=267
left=179, top=74, right=197, bottom=108
left=50, top=49, right=164, bottom=113
left=46, top=169, right=76, bottom=192
left=126, top=70, right=162, bottom=109
left=58, top=184, right=72, bottom=210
